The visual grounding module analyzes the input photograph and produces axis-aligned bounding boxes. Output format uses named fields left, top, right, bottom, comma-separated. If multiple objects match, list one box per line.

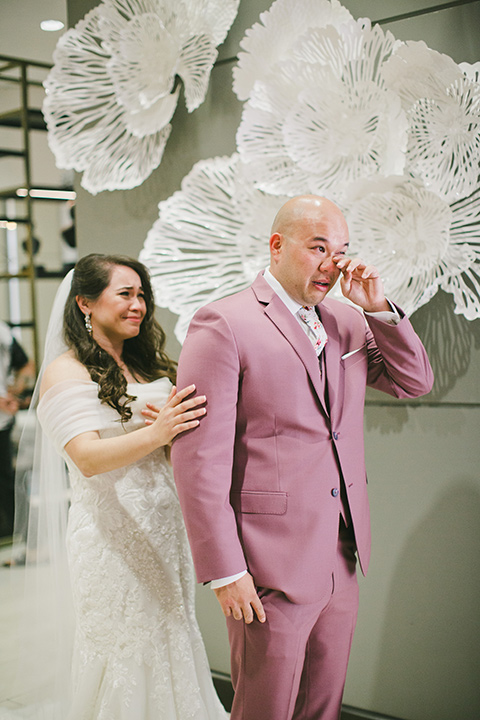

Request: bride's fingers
left=168, top=405, right=207, bottom=436
left=176, top=407, right=207, bottom=423
left=171, top=384, right=196, bottom=404
left=171, top=415, right=205, bottom=436
left=173, top=394, right=207, bottom=414
left=168, top=385, right=209, bottom=416
left=142, top=410, right=158, bottom=422
left=165, top=385, right=177, bottom=402
left=143, top=402, right=160, bottom=414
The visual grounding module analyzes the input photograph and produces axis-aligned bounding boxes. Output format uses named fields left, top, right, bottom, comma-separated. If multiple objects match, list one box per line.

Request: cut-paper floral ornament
left=233, top=0, right=354, bottom=101
left=383, top=43, right=480, bottom=204
left=43, top=0, right=240, bottom=194
left=236, top=17, right=407, bottom=203
left=140, top=154, right=289, bottom=342
left=139, top=0, right=480, bottom=328
left=229, top=0, right=480, bottom=322
left=345, top=177, right=480, bottom=320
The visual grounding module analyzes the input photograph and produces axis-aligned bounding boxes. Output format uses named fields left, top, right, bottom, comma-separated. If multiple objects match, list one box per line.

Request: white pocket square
left=341, top=345, right=365, bottom=360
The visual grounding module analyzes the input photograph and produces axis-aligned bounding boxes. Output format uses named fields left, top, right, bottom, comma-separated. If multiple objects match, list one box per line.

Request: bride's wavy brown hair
left=63, top=253, right=177, bottom=422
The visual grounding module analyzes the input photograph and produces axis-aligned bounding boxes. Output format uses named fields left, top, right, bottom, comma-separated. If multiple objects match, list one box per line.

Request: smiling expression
left=269, top=196, right=349, bottom=307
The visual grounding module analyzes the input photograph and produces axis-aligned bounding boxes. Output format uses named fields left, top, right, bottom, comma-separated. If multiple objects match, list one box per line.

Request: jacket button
left=331, top=488, right=339, bottom=497
left=332, top=431, right=339, bottom=440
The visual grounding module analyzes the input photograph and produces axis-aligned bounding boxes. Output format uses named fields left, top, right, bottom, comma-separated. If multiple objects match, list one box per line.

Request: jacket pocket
left=341, top=343, right=367, bottom=369
left=230, top=490, right=287, bottom=515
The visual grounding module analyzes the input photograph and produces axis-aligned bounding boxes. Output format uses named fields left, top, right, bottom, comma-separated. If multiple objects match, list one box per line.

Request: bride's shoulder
left=40, top=351, right=90, bottom=397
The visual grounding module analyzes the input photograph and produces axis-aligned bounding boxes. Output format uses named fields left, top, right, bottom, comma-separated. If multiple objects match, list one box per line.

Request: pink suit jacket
left=172, top=273, right=433, bottom=604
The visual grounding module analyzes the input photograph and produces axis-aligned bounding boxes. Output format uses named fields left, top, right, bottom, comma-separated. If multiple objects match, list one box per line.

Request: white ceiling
left=0, top=0, right=67, bottom=65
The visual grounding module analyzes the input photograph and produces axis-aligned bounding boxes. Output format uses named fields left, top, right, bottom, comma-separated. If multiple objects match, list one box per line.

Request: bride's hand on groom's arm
left=142, top=384, right=207, bottom=446
left=64, top=386, right=206, bottom=477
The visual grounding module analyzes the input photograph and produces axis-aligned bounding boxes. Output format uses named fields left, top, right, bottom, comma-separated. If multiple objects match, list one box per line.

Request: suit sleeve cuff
left=364, top=299, right=401, bottom=326
left=210, top=570, right=248, bottom=589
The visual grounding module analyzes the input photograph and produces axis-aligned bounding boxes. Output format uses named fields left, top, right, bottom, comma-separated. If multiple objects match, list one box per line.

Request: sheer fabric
left=3, top=272, right=75, bottom=719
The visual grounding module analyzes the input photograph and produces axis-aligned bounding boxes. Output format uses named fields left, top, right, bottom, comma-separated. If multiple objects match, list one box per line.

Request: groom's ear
left=270, top=232, right=281, bottom=252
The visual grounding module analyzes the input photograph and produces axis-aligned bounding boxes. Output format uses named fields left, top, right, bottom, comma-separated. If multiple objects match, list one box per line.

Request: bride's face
left=88, top=265, right=147, bottom=344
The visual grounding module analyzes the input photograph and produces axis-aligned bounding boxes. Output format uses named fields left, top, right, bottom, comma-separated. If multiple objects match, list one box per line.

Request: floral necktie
left=298, top=306, right=328, bottom=356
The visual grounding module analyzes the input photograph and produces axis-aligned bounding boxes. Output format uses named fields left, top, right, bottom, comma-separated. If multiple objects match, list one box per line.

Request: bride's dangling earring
left=85, top=312, right=92, bottom=335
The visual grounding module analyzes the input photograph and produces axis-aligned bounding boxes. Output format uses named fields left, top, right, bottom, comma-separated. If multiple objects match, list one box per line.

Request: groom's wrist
left=210, top=570, right=248, bottom=589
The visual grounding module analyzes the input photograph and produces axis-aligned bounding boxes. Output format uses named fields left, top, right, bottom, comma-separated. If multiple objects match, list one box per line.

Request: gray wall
left=66, top=2, right=480, bottom=719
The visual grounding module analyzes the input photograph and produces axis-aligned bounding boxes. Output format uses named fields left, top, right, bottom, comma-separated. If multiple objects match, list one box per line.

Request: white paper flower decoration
left=346, top=177, right=480, bottom=319
left=383, top=43, right=480, bottom=203
left=235, top=16, right=407, bottom=202
left=43, top=0, right=240, bottom=194
left=139, top=0, right=480, bottom=327
left=140, top=154, right=289, bottom=342
left=233, top=0, right=354, bottom=101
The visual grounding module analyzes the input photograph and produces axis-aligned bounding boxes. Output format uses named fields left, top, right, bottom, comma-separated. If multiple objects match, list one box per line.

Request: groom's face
left=270, top=208, right=349, bottom=306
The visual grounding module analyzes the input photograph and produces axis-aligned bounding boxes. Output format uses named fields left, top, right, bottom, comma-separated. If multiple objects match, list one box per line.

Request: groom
left=172, top=195, right=433, bottom=720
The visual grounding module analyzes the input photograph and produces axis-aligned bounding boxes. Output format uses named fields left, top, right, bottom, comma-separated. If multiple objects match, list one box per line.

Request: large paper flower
left=233, top=0, right=353, bottom=101
left=140, top=154, right=288, bottom=342
left=139, top=0, right=480, bottom=327
left=383, top=43, right=480, bottom=203
left=346, top=177, right=480, bottom=320
left=235, top=16, right=407, bottom=202
left=43, top=0, right=239, bottom=194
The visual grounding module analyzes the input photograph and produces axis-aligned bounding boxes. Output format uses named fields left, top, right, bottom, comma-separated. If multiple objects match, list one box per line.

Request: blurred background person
left=0, top=320, right=33, bottom=540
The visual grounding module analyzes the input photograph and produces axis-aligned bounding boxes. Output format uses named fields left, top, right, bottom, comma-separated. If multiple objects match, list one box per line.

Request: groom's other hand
left=214, top=573, right=266, bottom=624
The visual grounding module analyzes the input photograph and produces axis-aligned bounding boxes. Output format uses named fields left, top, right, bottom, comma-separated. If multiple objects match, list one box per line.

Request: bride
left=10, top=254, right=229, bottom=720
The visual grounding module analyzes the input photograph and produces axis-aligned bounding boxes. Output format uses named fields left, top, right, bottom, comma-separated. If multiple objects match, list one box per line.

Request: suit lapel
left=252, top=274, right=329, bottom=416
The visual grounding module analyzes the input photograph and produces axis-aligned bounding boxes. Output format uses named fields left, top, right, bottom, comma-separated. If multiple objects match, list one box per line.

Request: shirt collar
left=263, top=267, right=303, bottom=316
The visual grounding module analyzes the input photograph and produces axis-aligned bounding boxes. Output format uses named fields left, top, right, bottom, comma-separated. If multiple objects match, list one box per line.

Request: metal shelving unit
left=0, top=54, right=74, bottom=371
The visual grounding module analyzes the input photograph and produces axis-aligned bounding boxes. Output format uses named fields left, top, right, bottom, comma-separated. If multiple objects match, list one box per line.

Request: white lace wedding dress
left=36, top=376, right=228, bottom=720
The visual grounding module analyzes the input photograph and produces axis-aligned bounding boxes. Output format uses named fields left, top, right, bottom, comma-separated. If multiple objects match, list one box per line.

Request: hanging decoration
left=235, top=19, right=408, bottom=201
left=143, top=0, right=480, bottom=331
left=42, top=0, right=240, bottom=194
left=382, top=43, right=480, bottom=204
left=232, top=0, right=354, bottom=102
left=345, top=177, right=480, bottom=319
left=140, top=154, right=288, bottom=342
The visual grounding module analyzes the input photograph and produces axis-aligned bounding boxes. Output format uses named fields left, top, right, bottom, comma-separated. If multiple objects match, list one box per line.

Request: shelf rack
left=0, top=54, right=73, bottom=370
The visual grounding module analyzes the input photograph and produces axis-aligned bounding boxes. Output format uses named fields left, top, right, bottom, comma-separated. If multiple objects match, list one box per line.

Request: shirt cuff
left=364, top=299, right=400, bottom=326
left=210, top=570, right=248, bottom=590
